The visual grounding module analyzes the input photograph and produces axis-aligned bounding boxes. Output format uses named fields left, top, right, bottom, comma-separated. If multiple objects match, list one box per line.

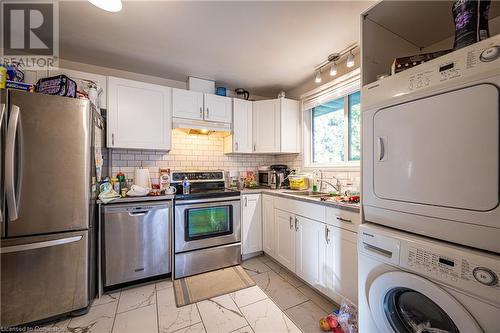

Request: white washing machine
left=362, top=35, right=500, bottom=253
left=358, top=223, right=500, bottom=333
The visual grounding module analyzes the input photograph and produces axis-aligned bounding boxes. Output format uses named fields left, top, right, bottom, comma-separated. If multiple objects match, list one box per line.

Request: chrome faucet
left=314, top=170, right=342, bottom=194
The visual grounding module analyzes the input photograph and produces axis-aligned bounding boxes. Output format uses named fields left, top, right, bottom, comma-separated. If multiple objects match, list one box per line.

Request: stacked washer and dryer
left=359, top=35, right=500, bottom=332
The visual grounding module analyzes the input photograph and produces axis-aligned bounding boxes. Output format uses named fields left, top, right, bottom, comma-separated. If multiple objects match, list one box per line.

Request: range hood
left=172, top=117, right=232, bottom=136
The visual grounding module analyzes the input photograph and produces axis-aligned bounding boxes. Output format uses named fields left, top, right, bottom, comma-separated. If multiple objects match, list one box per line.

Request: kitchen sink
left=283, top=190, right=331, bottom=197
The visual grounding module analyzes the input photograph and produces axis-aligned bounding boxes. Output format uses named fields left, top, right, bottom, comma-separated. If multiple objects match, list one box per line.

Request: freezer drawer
left=1, top=231, right=89, bottom=327
left=104, top=201, right=171, bottom=286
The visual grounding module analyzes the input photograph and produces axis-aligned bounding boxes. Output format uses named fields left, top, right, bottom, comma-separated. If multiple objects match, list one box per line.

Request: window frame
left=303, top=85, right=361, bottom=171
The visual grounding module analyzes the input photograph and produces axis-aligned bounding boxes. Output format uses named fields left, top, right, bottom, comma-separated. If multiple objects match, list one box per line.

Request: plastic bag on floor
left=337, top=299, right=358, bottom=333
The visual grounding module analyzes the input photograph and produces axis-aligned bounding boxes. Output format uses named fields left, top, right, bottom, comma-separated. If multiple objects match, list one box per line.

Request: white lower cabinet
left=241, top=194, right=262, bottom=255
left=262, top=194, right=275, bottom=257
left=295, top=215, right=324, bottom=289
left=320, top=225, right=358, bottom=305
left=261, top=195, right=359, bottom=305
left=274, top=209, right=296, bottom=271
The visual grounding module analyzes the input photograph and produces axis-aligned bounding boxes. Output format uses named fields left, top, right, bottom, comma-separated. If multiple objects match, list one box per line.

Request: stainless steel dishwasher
left=103, top=201, right=171, bottom=286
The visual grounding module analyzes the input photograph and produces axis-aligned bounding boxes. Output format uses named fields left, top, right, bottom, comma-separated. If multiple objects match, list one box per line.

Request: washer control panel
left=400, top=241, right=500, bottom=305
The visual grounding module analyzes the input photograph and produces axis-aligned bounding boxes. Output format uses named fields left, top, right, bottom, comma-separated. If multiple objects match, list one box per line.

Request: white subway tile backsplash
left=110, top=130, right=360, bottom=189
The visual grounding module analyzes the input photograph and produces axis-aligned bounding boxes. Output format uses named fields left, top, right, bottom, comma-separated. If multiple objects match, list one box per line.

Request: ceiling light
left=346, top=51, right=355, bottom=68
left=88, top=0, right=122, bottom=12
left=314, top=71, right=322, bottom=83
left=329, top=63, right=337, bottom=76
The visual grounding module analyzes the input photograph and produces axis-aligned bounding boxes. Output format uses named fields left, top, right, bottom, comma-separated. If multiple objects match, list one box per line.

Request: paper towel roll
left=135, top=168, right=151, bottom=189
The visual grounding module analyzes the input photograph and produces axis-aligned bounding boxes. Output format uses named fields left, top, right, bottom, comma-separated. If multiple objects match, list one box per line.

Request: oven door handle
left=174, top=197, right=241, bottom=206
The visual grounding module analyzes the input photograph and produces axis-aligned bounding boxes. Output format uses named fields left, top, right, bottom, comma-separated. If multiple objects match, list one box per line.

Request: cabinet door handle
left=336, top=216, right=353, bottom=224
left=325, top=225, right=331, bottom=244
left=253, top=144, right=256, bottom=152
left=112, top=133, right=115, bottom=146
left=294, top=217, right=298, bottom=231
left=199, top=107, right=203, bottom=119
left=206, top=107, right=209, bottom=119
left=244, top=196, right=247, bottom=207
left=289, top=216, right=293, bottom=229
left=235, top=142, right=238, bottom=151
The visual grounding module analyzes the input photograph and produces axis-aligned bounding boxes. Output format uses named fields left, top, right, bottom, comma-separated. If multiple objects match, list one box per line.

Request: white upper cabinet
left=172, top=88, right=204, bottom=120
left=172, top=88, right=232, bottom=123
left=241, top=194, right=262, bottom=256
left=204, top=93, right=232, bottom=123
left=253, top=99, right=280, bottom=153
left=280, top=98, right=300, bottom=153
left=107, top=76, right=172, bottom=150
left=224, top=99, right=252, bottom=154
left=252, top=98, right=300, bottom=154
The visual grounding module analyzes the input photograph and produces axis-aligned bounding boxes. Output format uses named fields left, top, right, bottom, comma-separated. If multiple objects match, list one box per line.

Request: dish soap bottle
left=182, top=176, right=190, bottom=194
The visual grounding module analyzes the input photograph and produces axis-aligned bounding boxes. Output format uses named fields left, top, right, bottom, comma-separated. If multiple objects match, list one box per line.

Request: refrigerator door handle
left=0, top=235, right=82, bottom=254
left=0, top=103, right=5, bottom=224
left=5, top=104, right=22, bottom=221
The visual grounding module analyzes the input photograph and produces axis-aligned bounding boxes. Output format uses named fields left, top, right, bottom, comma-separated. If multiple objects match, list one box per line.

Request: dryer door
left=372, top=83, right=498, bottom=212
left=368, top=271, right=482, bottom=333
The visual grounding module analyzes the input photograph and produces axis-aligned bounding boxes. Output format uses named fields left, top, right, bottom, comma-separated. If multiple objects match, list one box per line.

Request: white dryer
left=358, top=223, right=500, bottom=333
left=362, top=35, right=500, bottom=253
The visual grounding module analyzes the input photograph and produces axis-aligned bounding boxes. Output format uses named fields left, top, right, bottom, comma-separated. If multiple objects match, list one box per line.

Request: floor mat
left=173, top=265, right=255, bottom=307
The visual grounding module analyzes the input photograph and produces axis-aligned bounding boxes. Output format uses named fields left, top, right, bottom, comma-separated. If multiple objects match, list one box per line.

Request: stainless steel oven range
left=172, top=171, right=241, bottom=279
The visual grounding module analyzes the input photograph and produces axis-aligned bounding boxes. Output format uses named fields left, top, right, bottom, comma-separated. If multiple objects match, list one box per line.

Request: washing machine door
left=368, top=271, right=482, bottom=333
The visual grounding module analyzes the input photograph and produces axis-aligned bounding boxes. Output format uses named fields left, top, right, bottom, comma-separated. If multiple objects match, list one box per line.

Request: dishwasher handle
left=128, top=210, right=149, bottom=216
left=103, top=202, right=169, bottom=214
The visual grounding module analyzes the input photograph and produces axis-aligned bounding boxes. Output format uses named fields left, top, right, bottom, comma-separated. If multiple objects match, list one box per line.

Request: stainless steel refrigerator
left=0, top=89, right=102, bottom=327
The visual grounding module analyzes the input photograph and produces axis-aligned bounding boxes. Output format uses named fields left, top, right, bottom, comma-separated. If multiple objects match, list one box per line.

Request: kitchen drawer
left=326, top=207, right=360, bottom=233
left=274, top=196, right=326, bottom=222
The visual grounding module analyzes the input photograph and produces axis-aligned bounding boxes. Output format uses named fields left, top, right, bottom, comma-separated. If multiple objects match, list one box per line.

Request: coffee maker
left=270, top=164, right=290, bottom=189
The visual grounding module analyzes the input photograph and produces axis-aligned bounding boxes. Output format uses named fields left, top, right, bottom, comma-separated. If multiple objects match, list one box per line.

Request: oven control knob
left=473, top=267, right=498, bottom=286
left=480, top=46, right=499, bottom=62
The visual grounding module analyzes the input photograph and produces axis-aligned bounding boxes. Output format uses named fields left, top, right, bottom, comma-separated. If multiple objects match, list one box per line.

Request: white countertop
left=241, top=187, right=360, bottom=213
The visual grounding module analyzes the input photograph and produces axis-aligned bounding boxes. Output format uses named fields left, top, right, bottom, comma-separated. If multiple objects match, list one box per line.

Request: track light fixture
left=314, top=71, right=322, bottom=83
left=329, top=62, right=337, bottom=76
left=346, top=51, right=355, bottom=68
left=313, top=45, right=358, bottom=83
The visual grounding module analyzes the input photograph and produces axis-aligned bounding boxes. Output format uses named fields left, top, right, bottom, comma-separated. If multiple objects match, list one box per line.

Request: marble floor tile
left=197, top=294, right=248, bottom=333
left=117, top=283, right=156, bottom=314
left=231, top=326, right=254, bottom=333
left=255, top=255, right=272, bottom=264
left=156, top=278, right=174, bottom=291
left=262, top=259, right=284, bottom=274
left=241, top=258, right=272, bottom=276
left=92, top=290, right=121, bottom=307
left=157, top=287, right=202, bottom=333
left=230, top=286, right=268, bottom=308
left=277, top=270, right=305, bottom=288
left=240, top=298, right=301, bottom=333
left=172, top=322, right=207, bottom=333
left=35, top=318, right=71, bottom=332
left=252, top=271, right=308, bottom=310
left=112, top=303, right=158, bottom=333
left=297, top=285, right=338, bottom=314
left=67, top=301, right=117, bottom=333
left=259, top=259, right=304, bottom=288
left=285, top=301, right=327, bottom=333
